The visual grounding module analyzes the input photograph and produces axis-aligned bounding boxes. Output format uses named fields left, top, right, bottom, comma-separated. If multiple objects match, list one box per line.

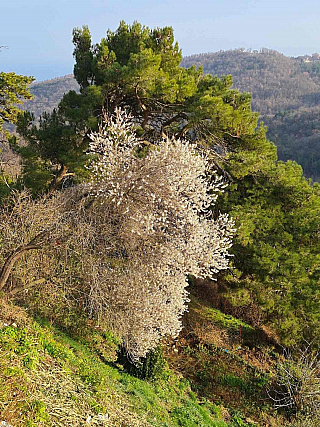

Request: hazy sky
left=1, top=0, right=320, bottom=82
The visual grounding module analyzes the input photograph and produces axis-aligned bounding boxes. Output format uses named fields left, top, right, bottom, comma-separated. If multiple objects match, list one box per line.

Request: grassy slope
left=0, top=296, right=235, bottom=427
left=0, top=286, right=290, bottom=427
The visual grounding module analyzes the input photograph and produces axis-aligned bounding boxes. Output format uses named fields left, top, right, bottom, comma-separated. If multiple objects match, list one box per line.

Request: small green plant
left=118, top=345, right=167, bottom=380
left=219, top=374, right=247, bottom=390
left=30, top=400, right=50, bottom=423
left=231, top=411, right=256, bottom=426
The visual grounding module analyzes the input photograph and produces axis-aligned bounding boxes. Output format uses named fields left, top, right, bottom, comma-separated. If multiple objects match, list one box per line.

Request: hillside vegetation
left=0, top=289, right=291, bottom=426
left=2, top=22, right=320, bottom=427
left=182, top=49, right=320, bottom=181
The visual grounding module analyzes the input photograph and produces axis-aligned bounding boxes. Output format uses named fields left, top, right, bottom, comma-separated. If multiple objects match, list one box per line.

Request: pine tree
left=16, top=21, right=268, bottom=193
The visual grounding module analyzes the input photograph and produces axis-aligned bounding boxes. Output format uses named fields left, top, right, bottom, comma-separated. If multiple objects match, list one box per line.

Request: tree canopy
left=0, top=71, right=34, bottom=138
left=15, top=21, right=270, bottom=193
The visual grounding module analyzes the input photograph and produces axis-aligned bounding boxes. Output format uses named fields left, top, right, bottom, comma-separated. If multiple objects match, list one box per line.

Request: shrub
left=118, top=345, right=167, bottom=380
left=268, top=342, right=320, bottom=417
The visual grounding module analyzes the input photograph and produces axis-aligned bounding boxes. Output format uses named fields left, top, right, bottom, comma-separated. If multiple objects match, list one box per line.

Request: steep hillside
left=0, top=291, right=289, bottom=427
left=22, top=74, right=79, bottom=118
left=182, top=49, right=320, bottom=181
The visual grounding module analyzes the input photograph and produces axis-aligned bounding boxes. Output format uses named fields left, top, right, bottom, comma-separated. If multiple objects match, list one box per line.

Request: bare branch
left=268, top=342, right=320, bottom=416
left=0, top=243, right=41, bottom=291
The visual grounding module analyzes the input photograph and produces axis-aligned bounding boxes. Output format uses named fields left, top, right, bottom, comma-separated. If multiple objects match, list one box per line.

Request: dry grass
left=28, top=361, right=150, bottom=427
left=0, top=141, right=21, bottom=179
left=0, top=297, right=149, bottom=427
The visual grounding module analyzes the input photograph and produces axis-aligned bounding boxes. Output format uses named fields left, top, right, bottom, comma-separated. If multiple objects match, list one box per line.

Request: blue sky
left=1, top=0, right=320, bottom=82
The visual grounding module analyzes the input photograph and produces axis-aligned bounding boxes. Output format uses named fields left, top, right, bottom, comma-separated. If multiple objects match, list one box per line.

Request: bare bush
left=0, top=191, right=73, bottom=291
left=289, top=414, right=320, bottom=427
left=268, top=342, right=320, bottom=417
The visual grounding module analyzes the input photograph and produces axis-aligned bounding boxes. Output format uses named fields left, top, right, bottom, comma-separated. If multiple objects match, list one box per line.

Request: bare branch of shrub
left=268, top=341, right=320, bottom=416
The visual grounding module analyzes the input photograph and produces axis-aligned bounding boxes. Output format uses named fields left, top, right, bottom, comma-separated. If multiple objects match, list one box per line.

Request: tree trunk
left=49, top=164, right=69, bottom=192
left=0, top=244, right=40, bottom=291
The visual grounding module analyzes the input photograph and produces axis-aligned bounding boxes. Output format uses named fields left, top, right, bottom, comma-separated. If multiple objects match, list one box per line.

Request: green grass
left=0, top=312, right=233, bottom=426
left=201, top=305, right=256, bottom=343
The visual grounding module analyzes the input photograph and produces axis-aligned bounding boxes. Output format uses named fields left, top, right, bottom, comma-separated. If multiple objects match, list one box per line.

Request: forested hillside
left=22, top=74, right=79, bottom=118
left=182, top=49, right=320, bottom=181
left=2, top=22, right=320, bottom=427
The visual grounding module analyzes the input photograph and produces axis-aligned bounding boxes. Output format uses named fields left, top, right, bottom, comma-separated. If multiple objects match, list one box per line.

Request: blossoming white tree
left=85, top=108, right=235, bottom=359
left=0, top=108, right=235, bottom=361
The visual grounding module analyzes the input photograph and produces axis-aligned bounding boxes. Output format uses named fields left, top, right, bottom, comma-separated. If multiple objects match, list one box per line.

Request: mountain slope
left=22, top=74, right=79, bottom=118
left=182, top=49, right=320, bottom=180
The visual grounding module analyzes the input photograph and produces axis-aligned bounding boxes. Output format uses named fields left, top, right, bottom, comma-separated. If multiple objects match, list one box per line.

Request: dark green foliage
left=117, top=345, right=166, bottom=380
left=180, top=49, right=320, bottom=346
left=72, top=25, right=94, bottom=90
left=67, top=20, right=203, bottom=142
left=219, top=153, right=320, bottom=344
left=11, top=108, right=90, bottom=193
left=13, top=22, right=198, bottom=193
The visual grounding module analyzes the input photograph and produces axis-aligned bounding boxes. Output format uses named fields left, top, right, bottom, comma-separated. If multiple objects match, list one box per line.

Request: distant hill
left=22, top=74, right=79, bottom=118
left=22, top=51, right=320, bottom=180
left=182, top=49, right=320, bottom=115
left=182, top=49, right=320, bottom=181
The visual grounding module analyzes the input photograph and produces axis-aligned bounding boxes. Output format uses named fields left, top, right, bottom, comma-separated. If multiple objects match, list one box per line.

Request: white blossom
left=84, top=108, right=235, bottom=360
